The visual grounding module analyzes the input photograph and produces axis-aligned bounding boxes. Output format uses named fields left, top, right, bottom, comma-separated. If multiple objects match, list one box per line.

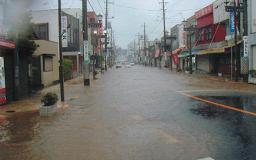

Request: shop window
left=43, top=56, right=53, bottom=72
left=33, top=23, right=49, bottom=40
left=207, top=28, right=212, bottom=40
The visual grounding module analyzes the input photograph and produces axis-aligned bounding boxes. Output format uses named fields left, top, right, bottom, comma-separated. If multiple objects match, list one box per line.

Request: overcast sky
left=36, top=0, right=215, bottom=48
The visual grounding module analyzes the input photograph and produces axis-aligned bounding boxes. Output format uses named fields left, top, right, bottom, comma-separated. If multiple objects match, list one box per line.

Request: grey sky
left=36, top=0, right=215, bottom=48
left=95, top=0, right=216, bottom=48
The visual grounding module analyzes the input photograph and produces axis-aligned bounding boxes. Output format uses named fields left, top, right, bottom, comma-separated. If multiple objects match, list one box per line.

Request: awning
left=0, top=39, right=16, bottom=49
left=197, top=47, right=225, bottom=55
left=224, top=39, right=243, bottom=49
left=178, top=50, right=201, bottom=58
left=178, top=51, right=189, bottom=58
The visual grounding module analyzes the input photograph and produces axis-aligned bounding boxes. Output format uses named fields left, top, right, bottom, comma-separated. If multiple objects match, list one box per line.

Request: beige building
left=32, top=40, right=59, bottom=88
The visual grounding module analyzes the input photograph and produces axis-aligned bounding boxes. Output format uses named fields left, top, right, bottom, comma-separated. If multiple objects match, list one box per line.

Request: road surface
left=0, top=66, right=256, bottom=160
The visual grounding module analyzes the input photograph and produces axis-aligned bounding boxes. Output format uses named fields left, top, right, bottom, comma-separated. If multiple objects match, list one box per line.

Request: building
left=87, top=11, right=104, bottom=69
left=248, top=0, right=256, bottom=83
left=0, top=0, right=35, bottom=104
left=31, top=40, right=59, bottom=89
left=179, top=15, right=197, bottom=72
left=194, top=4, right=227, bottom=74
left=30, top=8, right=81, bottom=79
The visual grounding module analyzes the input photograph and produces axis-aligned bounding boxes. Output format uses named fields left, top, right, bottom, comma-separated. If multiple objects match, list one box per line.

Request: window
left=43, top=55, right=53, bottom=72
left=33, top=23, right=49, bottom=40
left=198, top=29, right=204, bottom=42
left=207, top=28, right=212, bottom=40
left=90, top=18, right=95, bottom=23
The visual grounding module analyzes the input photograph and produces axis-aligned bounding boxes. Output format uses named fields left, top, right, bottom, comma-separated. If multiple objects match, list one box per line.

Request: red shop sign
left=0, top=39, right=16, bottom=49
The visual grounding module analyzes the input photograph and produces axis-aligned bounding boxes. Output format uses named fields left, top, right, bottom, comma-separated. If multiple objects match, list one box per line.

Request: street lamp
left=97, top=14, right=103, bottom=22
left=183, top=19, right=197, bottom=75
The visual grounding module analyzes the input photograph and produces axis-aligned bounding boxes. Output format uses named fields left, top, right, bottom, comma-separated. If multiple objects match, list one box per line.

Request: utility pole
left=134, top=39, right=136, bottom=63
left=104, top=0, right=108, bottom=71
left=58, top=0, right=65, bottom=101
left=161, top=0, right=167, bottom=69
left=82, top=0, right=90, bottom=86
left=144, top=23, right=147, bottom=65
left=225, top=0, right=244, bottom=81
left=136, top=33, right=142, bottom=63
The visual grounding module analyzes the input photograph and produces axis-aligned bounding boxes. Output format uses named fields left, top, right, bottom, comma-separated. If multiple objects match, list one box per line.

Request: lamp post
left=92, top=30, right=98, bottom=80
left=184, top=27, right=197, bottom=74
left=104, top=30, right=107, bottom=71
left=97, top=14, right=103, bottom=73
left=166, top=35, right=176, bottom=71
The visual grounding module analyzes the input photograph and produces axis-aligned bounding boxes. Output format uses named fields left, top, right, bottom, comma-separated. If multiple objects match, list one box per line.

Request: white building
left=29, top=1, right=82, bottom=77
left=248, top=0, right=256, bottom=83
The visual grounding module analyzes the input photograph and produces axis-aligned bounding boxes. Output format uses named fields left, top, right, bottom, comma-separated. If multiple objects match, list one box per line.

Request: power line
left=115, top=3, right=160, bottom=12
left=88, top=0, right=96, bottom=12
left=96, top=0, right=104, bottom=13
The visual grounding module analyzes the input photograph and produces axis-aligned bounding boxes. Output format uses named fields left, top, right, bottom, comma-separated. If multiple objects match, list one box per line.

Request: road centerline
left=179, top=92, right=256, bottom=117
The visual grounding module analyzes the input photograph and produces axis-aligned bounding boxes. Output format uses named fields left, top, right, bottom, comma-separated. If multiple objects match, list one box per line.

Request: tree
left=7, top=12, right=38, bottom=55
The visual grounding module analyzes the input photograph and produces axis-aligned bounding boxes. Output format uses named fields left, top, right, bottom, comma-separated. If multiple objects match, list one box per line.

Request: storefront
left=0, top=39, right=16, bottom=105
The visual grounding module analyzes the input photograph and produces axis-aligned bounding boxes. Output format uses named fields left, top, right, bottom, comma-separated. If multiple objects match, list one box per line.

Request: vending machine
left=0, top=57, right=6, bottom=105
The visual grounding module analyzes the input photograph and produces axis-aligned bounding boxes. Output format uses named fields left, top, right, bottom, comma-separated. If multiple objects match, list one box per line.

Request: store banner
left=230, top=12, right=235, bottom=33
left=0, top=57, right=6, bottom=105
left=172, top=52, right=179, bottom=65
left=243, top=36, right=249, bottom=57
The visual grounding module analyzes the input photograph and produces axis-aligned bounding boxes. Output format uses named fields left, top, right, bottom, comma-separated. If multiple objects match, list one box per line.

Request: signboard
left=61, top=16, right=68, bottom=47
left=83, top=41, right=90, bottom=64
left=243, top=36, right=249, bottom=57
left=230, top=12, right=235, bottom=33
left=0, top=39, right=16, bottom=49
left=0, top=57, right=6, bottom=105
left=195, top=4, right=213, bottom=19
left=172, top=52, right=179, bottom=65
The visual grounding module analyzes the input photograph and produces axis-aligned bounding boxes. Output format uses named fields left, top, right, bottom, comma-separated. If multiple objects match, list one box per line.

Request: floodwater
left=0, top=66, right=256, bottom=160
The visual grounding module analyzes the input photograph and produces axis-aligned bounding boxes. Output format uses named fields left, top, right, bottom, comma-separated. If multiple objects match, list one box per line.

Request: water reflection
left=190, top=95, right=256, bottom=160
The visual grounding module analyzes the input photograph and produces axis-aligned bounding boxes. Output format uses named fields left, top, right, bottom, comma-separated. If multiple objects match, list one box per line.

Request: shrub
left=41, top=93, right=58, bottom=106
left=63, top=59, right=73, bottom=80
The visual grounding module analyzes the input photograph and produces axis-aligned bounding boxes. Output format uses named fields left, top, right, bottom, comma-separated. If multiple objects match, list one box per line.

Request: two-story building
left=248, top=0, right=256, bottom=83
left=0, top=0, right=36, bottom=104
left=29, top=6, right=81, bottom=86
left=194, top=4, right=227, bottom=74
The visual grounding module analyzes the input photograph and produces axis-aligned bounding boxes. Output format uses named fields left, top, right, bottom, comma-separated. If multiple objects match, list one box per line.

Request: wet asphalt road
left=1, top=66, right=256, bottom=160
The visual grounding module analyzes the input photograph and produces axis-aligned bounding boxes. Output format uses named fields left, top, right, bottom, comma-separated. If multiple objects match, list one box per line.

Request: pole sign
left=0, top=57, right=7, bottom=105
left=84, top=41, right=90, bottom=65
left=230, top=12, right=235, bottom=33
left=243, top=36, right=249, bottom=57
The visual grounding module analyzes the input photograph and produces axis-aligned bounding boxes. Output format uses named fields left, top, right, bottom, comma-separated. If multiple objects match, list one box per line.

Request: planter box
left=248, top=75, right=256, bottom=84
left=40, top=104, right=57, bottom=116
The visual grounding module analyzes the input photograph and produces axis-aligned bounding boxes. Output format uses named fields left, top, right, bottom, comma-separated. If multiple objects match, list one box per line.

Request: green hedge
left=63, top=59, right=73, bottom=81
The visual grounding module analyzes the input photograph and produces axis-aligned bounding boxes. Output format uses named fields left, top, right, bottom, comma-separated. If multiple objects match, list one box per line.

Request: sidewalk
left=174, top=70, right=256, bottom=92
left=0, top=77, right=83, bottom=117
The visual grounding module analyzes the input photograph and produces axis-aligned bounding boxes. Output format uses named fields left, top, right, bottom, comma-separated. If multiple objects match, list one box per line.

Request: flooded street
left=1, top=66, right=256, bottom=160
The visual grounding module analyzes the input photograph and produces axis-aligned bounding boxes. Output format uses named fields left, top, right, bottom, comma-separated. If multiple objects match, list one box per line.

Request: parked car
left=116, top=64, right=122, bottom=69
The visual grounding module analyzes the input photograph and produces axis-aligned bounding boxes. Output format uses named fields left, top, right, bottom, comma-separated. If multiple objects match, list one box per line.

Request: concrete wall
left=213, top=0, right=229, bottom=24
left=0, top=3, right=3, bottom=34
left=248, top=0, right=256, bottom=71
left=34, top=40, right=59, bottom=87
